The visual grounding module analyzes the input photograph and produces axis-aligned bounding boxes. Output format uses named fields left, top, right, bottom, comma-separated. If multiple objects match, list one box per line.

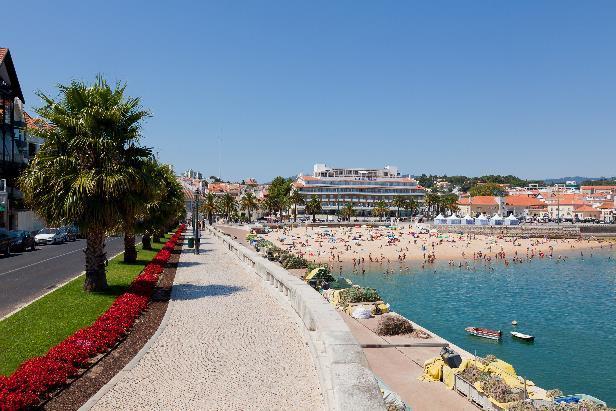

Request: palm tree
left=200, top=192, right=217, bottom=225
left=119, top=156, right=158, bottom=263
left=220, top=193, right=237, bottom=220
left=305, top=195, right=322, bottom=223
left=139, top=162, right=185, bottom=250
left=240, top=192, right=259, bottom=222
left=424, top=192, right=440, bottom=217
left=392, top=196, right=407, bottom=219
left=288, top=190, right=305, bottom=222
left=340, top=203, right=355, bottom=222
left=20, top=76, right=150, bottom=291
left=372, top=200, right=389, bottom=221
left=403, top=198, right=418, bottom=218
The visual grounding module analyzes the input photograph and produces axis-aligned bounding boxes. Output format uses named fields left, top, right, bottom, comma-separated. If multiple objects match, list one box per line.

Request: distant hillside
left=542, top=176, right=614, bottom=184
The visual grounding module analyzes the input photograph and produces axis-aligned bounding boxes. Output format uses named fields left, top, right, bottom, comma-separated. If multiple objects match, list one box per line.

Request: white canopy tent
left=446, top=214, right=461, bottom=225
left=434, top=214, right=447, bottom=225
left=462, top=214, right=475, bottom=225
left=504, top=214, right=520, bottom=226
left=475, top=214, right=489, bottom=225
left=490, top=214, right=504, bottom=225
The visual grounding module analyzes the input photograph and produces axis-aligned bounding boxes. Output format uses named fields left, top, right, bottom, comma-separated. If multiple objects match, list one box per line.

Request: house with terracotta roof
left=580, top=185, right=616, bottom=195
left=598, top=201, right=615, bottom=223
left=573, top=205, right=602, bottom=221
left=457, top=196, right=501, bottom=217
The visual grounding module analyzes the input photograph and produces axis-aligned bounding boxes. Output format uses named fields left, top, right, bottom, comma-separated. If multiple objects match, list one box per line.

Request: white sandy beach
left=261, top=225, right=615, bottom=268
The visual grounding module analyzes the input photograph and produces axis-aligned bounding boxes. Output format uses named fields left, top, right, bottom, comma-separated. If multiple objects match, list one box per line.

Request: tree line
left=19, top=77, right=185, bottom=292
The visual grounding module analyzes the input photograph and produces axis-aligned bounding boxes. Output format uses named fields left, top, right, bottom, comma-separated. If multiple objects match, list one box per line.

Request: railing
left=204, top=225, right=386, bottom=411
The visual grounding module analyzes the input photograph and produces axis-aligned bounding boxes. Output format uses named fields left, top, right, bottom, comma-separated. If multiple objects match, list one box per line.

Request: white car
left=35, top=228, right=65, bottom=245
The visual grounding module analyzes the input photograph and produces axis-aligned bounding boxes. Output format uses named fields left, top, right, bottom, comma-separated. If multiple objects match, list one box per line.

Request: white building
left=295, top=164, right=425, bottom=217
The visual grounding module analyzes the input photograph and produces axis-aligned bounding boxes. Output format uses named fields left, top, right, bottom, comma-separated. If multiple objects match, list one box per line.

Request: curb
left=79, top=243, right=183, bottom=411
left=0, top=248, right=125, bottom=322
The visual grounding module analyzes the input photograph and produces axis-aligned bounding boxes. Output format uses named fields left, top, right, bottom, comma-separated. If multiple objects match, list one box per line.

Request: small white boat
left=465, top=327, right=502, bottom=340
left=511, top=331, right=535, bottom=342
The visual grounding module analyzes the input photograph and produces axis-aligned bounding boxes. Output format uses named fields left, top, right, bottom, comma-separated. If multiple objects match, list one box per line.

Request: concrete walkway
left=89, top=233, right=324, bottom=410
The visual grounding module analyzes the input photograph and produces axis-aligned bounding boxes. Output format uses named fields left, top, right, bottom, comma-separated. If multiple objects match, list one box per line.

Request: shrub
left=281, top=254, right=308, bottom=269
left=339, top=287, right=381, bottom=306
left=376, top=315, right=414, bottom=336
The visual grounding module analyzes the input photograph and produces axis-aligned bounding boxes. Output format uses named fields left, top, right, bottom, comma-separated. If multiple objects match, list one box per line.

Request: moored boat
left=511, top=331, right=535, bottom=342
left=465, top=327, right=502, bottom=340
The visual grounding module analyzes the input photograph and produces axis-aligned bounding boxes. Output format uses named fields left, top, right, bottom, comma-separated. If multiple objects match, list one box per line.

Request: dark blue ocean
left=344, top=250, right=616, bottom=405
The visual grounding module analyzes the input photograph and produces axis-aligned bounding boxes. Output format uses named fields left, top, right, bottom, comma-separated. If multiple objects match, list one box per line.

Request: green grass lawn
left=0, top=235, right=172, bottom=376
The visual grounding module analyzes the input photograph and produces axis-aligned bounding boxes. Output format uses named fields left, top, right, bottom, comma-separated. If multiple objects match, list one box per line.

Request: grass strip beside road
left=0, top=235, right=172, bottom=376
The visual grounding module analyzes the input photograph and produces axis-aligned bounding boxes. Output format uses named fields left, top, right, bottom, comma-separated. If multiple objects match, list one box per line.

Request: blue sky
left=3, top=1, right=615, bottom=182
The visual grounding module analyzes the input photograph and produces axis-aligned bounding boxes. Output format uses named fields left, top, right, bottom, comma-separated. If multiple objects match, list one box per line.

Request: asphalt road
left=0, top=237, right=125, bottom=318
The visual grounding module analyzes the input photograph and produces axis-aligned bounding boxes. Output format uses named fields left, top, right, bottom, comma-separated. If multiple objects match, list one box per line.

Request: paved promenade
left=89, top=233, right=324, bottom=410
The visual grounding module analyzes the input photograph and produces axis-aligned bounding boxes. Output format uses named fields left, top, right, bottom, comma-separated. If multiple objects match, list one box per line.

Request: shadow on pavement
left=172, top=284, right=245, bottom=300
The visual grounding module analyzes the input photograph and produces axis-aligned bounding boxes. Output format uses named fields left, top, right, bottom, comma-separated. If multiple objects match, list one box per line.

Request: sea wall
left=432, top=224, right=581, bottom=238
left=204, top=226, right=386, bottom=411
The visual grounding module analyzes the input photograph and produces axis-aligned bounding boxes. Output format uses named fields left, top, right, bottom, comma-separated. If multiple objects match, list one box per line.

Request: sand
left=261, top=224, right=615, bottom=267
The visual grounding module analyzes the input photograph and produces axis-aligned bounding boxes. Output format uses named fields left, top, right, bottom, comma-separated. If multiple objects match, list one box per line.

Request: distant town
left=177, top=164, right=616, bottom=225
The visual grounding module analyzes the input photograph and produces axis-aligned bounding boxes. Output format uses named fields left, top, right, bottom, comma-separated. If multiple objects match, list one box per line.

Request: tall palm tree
left=372, top=200, right=389, bottom=221
left=20, top=76, right=150, bottom=291
left=305, top=195, right=322, bottom=223
left=340, top=203, right=355, bottom=222
left=403, top=198, right=418, bottom=217
left=220, top=193, right=237, bottom=220
left=200, top=192, right=217, bottom=225
left=392, top=196, right=407, bottom=219
left=138, top=162, right=185, bottom=249
left=119, top=156, right=158, bottom=262
left=288, top=190, right=305, bottom=222
left=240, top=192, right=259, bottom=222
left=424, top=192, right=440, bottom=217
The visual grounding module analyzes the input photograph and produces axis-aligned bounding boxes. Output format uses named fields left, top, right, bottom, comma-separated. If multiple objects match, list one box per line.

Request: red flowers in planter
left=0, top=225, right=185, bottom=410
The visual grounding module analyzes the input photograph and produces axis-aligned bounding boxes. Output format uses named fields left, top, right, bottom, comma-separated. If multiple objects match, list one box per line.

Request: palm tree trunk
left=208, top=212, right=213, bottom=225
left=294, top=204, right=297, bottom=222
left=248, top=209, right=252, bottom=222
left=123, top=230, right=137, bottom=263
left=84, top=228, right=107, bottom=292
left=142, top=231, right=152, bottom=250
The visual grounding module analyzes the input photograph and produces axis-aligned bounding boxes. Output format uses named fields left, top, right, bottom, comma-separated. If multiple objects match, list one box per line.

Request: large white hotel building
left=294, top=164, right=425, bottom=217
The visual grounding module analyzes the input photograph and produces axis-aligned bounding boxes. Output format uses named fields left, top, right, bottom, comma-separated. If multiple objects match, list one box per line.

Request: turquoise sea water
left=343, top=250, right=616, bottom=405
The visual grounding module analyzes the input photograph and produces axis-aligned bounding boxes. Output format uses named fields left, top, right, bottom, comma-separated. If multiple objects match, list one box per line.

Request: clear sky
left=3, top=1, right=615, bottom=182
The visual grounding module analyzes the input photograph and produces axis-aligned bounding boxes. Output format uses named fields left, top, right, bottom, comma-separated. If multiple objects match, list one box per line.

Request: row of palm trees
left=199, top=190, right=442, bottom=224
left=19, top=77, right=185, bottom=292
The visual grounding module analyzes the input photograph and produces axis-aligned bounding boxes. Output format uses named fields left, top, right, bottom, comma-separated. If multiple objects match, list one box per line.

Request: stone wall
left=432, top=224, right=581, bottom=238
left=205, top=226, right=386, bottom=411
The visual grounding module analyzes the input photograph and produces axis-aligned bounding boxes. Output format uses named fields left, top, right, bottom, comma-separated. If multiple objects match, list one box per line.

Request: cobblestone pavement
left=90, top=234, right=324, bottom=410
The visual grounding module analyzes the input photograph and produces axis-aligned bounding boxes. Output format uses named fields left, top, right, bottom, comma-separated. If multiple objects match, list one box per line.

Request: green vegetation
left=468, top=182, right=507, bottom=197
left=0, top=235, right=170, bottom=376
left=20, top=76, right=183, bottom=291
left=417, top=174, right=543, bottom=193
left=579, top=178, right=616, bottom=186
left=305, top=195, right=322, bottom=222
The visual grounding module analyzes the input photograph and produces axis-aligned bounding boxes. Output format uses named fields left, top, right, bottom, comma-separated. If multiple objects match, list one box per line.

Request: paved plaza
left=88, top=233, right=324, bottom=410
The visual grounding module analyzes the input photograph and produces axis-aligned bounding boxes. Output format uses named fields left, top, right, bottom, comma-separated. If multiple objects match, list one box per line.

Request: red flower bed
left=0, top=225, right=185, bottom=410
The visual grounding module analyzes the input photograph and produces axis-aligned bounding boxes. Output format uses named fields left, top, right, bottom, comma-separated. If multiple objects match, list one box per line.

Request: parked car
left=62, top=225, right=79, bottom=242
left=9, top=230, right=36, bottom=252
left=35, top=228, right=65, bottom=245
left=0, top=228, right=12, bottom=256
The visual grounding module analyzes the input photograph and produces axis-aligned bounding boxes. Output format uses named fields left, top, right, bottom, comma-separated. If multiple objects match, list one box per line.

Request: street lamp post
left=194, top=189, right=201, bottom=254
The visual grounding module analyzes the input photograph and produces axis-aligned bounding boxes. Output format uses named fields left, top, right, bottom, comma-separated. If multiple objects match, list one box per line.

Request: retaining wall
left=432, top=224, right=581, bottom=238
left=204, top=226, right=386, bottom=411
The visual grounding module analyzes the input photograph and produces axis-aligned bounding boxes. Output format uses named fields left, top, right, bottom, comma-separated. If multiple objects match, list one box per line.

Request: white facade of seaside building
left=294, top=164, right=425, bottom=217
